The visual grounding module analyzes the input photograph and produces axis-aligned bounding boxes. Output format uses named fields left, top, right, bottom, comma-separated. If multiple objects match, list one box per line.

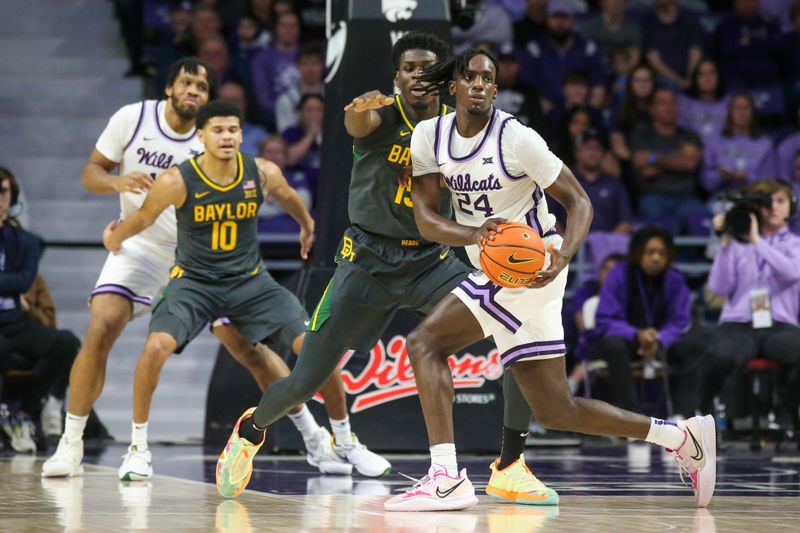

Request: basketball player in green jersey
left=103, top=100, right=388, bottom=481
left=217, top=32, right=556, bottom=504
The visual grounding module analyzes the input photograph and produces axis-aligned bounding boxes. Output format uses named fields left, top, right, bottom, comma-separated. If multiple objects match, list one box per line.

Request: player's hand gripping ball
left=479, top=222, right=546, bottom=288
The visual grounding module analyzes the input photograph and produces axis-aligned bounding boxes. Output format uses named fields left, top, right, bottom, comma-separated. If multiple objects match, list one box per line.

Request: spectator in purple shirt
left=790, top=151, right=800, bottom=234
left=678, top=59, right=730, bottom=145
left=630, top=87, right=706, bottom=231
left=702, top=93, right=777, bottom=195
left=282, top=93, right=323, bottom=203
left=707, top=178, right=800, bottom=430
left=593, top=226, right=701, bottom=416
left=575, top=129, right=632, bottom=233
left=714, top=0, right=783, bottom=88
left=519, top=0, right=606, bottom=110
left=610, top=64, right=656, bottom=164
left=777, top=108, right=800, bottom=182
left=641, top=0, right=704, bottom=90
left=250, top=10, right=301, bottom=121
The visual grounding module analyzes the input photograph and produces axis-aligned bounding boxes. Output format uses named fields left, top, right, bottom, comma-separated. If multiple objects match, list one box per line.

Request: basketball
left=479, top=222, right=546, bottom=288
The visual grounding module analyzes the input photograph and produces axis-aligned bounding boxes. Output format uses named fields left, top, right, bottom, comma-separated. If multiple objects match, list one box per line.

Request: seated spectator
left=250, top=10, right=302, bottom=125
left=606, top=44, right=639, bottom=107
left=546, top=70, right=607, bottom=142
left=283, top=93, right=323, bottom=202
left=702, top=93, right=777, bottom=195
left=519, top=0, right=606, bottom=109
left=777, top=107, right=800, bottom=182
left=630, top=87, right=706, bottom=231
left=579, top=0, right=641, bottom=69
left=452, top=0, right=513, bottom=53
left=494, top=44, right=546, bottom=133
left=574, top=130, right=633, bottom=233
left=258, top=136, right=312, bottom=233
left=275, top=44, right=325, bottom=133
left=233, top=13, right=271, bottom=63
left=641, top=0, right=703, bottom=90
left=714, top=0, right=782, bottom=89
left=218, top=81, right=267, bottom=157
left=593, top=226, right=701, bottom=417
left=706, top=178, right=800, bottom=429
left=678, top=59, right=730, bottom=145
left=790, top=150, right=800, bottom=234
left=0, top=169, right=80, bottom=452
left=198, top=35, right=246, bottom=86
left=513, top=0, right=548, bottom=47
left=568, top=252, right=626, bottom=393
left=609, top=64, right=656, bottom=163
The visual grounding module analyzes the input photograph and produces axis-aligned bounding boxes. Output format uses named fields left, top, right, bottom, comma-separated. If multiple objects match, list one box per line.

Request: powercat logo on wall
left=314, top=335, right=503, bottom=413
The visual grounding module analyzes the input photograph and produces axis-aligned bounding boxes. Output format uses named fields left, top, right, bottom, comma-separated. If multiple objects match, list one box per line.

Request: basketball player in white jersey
left=384, top=49, right=717, bottom=512
left=43, top=58, right=385, bottom=481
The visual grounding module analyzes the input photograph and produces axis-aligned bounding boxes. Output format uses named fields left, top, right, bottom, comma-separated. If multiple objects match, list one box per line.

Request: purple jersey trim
left=500, top=340, right=566, bottom=366
left=155, top=100, right=196, bottom=142
left=497, top=117, right=527, bottom=181
left=91, top=284, right=152, bottom=305
left=447, top=108, right=498, bottom=163
left=459, top=277, right=522, bottom=333
left=122, top=101, right=146, bottom=154
left=434, top=115, right=443, bottom=165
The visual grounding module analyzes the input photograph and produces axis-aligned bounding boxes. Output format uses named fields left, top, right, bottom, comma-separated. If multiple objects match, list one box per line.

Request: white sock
left=645, top=417, right=686, bottom=450
left=329, top=417, right=353, bottom=446
left=131, top=421, right=149, bottom=450
left=287, top=405, right=321, bottom=447
left=430, top=443, right=458, bottom=475
left=64, top=412, right=88, bottom=443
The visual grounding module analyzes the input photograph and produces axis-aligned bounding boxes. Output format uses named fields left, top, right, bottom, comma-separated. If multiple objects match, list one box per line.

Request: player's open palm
left=344, top=91, right=394, bottom=112
left=116, top=171, right=153, bottom=194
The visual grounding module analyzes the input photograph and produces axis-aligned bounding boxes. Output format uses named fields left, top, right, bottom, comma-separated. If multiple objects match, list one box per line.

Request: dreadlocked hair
left=416, top=48, right=499, bottom=95
left=391, top=31, right=451, bottom=70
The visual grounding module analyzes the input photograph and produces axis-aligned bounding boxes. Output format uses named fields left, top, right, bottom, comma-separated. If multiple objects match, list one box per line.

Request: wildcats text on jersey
left=443, top=172, right=502, bottom=192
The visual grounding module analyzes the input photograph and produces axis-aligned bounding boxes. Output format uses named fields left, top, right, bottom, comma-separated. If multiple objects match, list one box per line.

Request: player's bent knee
left=406, top=326, right=437, bottom=360
left=143, top=333, right=177, bottom=360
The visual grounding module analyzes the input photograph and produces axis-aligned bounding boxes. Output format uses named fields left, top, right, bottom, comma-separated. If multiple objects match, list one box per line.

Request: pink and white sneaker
left=668, top=414, right=717, bottom=507
left=384, top=464, right=478, bottom=512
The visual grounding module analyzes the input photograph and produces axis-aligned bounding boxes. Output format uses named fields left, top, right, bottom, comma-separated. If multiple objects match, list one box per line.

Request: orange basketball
left=479, top=222, right=546, bottom=288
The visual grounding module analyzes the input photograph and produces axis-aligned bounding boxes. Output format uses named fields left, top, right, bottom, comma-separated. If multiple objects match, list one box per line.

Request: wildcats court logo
left=314, top=335, right=502, bottom=412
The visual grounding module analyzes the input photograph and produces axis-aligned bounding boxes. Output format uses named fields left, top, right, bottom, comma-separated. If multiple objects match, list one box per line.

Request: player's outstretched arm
left=103, top=168, right=186, bottom=252
left=256, top=158, right=315, bottom=259
left=529, top=166, right=593, bottom=288
left=81, top=149, right=154, bottom=195
left=343, top=90, right=394, bottom=138
left=411, top=172, right=507, bottom=247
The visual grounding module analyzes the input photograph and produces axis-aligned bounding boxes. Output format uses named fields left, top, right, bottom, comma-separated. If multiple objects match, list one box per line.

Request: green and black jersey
left=348, top=95, right=451, bottom=242
left=174, top=152, right=264, bottom=280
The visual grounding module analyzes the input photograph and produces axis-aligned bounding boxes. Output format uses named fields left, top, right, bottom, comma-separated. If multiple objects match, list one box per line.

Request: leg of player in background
left=42, top=294, right=133, bottom=478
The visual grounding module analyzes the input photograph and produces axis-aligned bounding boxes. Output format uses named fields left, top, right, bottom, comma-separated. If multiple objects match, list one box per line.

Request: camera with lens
left=719, top=191, right=772, bottom=243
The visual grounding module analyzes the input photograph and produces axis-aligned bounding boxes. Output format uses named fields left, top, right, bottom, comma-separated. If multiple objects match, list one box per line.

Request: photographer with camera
left=706, top=178, right=800, bottom=430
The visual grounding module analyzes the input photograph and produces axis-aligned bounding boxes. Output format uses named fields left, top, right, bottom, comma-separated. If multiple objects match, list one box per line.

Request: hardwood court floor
left=1, top=442, right=798, bottom=532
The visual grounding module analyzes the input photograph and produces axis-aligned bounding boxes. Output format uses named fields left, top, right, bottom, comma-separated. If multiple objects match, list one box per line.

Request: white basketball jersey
left=118, top=100, right=204, bottom=246
left=431, top=109, right=557, bottom=268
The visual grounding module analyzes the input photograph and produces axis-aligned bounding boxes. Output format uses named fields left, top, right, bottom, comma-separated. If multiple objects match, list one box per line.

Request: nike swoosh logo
left=195, top=191, right=210, bottom=199
left=435, top=478, right=465, bottom=498
left=687, top=428, right=703, bottom=462
left=507, top=252, right=538, bottom=264
left=520, top=432, right=529, bottom=437
left=439, top=249, right=449, bottom=260
left=399, top=129, right=411, bottom=137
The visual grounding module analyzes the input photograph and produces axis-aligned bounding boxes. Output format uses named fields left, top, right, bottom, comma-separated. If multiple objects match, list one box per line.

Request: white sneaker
left=333, top=434, right=391, bottom=477
left=306, top=428, right=353, bottom=475
left=42, top=436, right=84, bottom=478
left=384, top=464, right=478, bottom=511
left=3, top=416, right=37, bottom=453
left=41, top=396, right=64, bottom=437
left=118, top=445, right=153, bottom=481
left=669, top=414, right=717, bottom=508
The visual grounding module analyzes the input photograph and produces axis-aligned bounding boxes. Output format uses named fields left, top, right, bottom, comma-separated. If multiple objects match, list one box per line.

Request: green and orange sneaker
left=216, top=407, right=265, bottom=498
left=485, top=454, right=559, bottom=505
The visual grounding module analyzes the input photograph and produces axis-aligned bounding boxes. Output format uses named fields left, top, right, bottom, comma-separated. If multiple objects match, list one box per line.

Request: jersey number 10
left=211, top=221, right=237, bottom=251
